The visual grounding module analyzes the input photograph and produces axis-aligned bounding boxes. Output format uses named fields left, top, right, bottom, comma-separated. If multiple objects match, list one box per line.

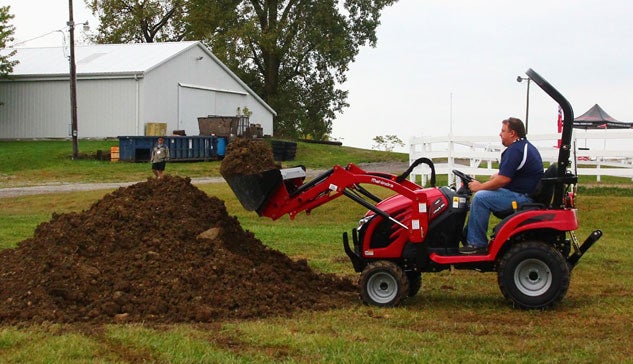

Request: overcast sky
left=5, top=0, right=633, bottom=151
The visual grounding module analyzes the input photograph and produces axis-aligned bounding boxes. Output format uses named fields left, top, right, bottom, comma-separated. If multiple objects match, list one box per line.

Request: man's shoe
left=459, top=245, right=487, bottom=255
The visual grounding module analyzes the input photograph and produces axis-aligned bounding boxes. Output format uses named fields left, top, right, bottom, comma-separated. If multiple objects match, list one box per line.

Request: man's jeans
left=466, top=188, right=533, bottom=247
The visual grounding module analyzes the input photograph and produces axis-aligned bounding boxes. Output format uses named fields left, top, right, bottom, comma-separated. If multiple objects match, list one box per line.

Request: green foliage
left=0, top=5, right=18, bottom=78
left=372, top=134, right=404, bottom=152
left=210, top=0, right=397, bottom=140
left=85, top=0, right=188, bottom=43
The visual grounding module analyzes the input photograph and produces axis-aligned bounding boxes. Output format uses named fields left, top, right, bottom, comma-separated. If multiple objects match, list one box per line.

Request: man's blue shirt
left=498, top=139, right=543, bottom=194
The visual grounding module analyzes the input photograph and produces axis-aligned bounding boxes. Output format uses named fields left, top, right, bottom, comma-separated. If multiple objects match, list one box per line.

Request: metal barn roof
left=3, top=41, right=276, bottom=116
left=9, top=41, right=200, bottom=78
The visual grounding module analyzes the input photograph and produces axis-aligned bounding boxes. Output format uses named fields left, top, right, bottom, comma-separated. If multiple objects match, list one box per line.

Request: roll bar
left=525, top=68, right=574, bottom=207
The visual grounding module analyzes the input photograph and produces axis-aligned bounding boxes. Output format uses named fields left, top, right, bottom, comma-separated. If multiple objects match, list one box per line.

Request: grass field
left=0, top=139, right=408, bottom=187
left=1, top=140, right=632, bottom=363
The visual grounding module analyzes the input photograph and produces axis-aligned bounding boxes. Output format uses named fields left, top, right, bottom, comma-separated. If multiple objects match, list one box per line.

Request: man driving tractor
left=460, top=117, right=544, bottom=254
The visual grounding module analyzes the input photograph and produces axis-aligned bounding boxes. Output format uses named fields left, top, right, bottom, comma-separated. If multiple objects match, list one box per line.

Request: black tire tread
left=359, top=261, right=409, bottom=307
left=497, top=241, right=570, bottom=309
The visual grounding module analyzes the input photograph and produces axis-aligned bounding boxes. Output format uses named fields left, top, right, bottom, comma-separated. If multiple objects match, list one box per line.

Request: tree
left=188, top=0, right=397, bottom=139
left=0, top=5, right=18, bottom=79
left=86, top=0, right=188, bottom=43
left=372, top=134, right=404, bottom=152
left=86, top=0, right=398, bottom=139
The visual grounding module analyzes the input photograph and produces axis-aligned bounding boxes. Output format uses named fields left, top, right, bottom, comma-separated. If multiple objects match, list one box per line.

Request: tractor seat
left=492, top=164, right=558, bottom=219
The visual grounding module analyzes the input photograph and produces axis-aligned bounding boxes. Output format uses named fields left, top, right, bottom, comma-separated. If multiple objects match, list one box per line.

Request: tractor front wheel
left=360, top=261, right=409, bottom=307
left=497, top=241, right=570, bottom=309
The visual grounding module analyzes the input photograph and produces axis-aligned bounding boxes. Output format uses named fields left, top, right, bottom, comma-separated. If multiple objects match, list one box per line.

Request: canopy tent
left=573, top=104, right=633, bottom=129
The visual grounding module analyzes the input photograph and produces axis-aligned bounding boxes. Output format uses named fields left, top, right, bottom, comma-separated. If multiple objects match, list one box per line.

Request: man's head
left=158, top=137, right=164, bottom=144
left=500, top=117, right=526, bottom=146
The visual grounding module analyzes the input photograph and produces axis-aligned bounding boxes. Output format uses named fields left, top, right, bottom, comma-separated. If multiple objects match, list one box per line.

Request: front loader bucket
left=224, top=169, right=283, bottom=213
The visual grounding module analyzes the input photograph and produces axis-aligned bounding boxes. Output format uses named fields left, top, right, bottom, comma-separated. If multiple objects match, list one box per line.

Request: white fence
left=409, top=129, right=633, bottom=185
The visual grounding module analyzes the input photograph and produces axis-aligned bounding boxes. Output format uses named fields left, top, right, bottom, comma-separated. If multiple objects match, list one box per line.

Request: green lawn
left=0, top=139, right=408, bottom=187
left=0, top=140, right=631, bottom=363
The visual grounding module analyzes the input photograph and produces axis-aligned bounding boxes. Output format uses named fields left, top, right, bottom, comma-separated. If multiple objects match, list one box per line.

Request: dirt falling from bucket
left=0, top=176, right=355, bottom=324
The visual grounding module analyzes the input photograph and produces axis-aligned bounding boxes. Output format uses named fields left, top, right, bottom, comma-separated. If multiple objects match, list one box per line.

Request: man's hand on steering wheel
left=452, top=169, right=475, bottom=194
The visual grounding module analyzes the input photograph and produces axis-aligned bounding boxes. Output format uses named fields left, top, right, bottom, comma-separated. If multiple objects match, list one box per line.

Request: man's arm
left=468, top=174, right=511, bottom=192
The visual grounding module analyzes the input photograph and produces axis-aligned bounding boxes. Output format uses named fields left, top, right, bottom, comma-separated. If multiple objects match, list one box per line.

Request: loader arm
left=228, top=163, right=431, bottom=243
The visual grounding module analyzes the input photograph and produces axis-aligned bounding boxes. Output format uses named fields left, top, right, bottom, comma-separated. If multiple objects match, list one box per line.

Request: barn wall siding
left=77, top=78, right=139, bottom=137
left=0, top=80, right=70, bottom=138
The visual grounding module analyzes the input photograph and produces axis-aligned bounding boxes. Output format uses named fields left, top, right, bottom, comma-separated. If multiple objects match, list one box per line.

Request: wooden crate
left=145, top=122, right=167, bottom=136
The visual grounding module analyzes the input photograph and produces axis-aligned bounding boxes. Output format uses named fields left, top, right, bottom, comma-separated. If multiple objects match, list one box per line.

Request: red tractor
left=225, top=69, right=601, bottom=309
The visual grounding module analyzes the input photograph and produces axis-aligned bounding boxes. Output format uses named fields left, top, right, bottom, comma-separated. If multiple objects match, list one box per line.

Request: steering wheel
left=452, top=170, right=474, bottom=192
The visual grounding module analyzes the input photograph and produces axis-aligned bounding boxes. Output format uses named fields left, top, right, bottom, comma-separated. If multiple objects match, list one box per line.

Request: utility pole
left=68, top=0, right=79, bottom=159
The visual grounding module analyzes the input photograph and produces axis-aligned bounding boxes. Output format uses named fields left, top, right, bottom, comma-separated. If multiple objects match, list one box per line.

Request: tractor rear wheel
left=497, top=241, right=570, bottom=309
left=360, top=261, right=409, bottom=307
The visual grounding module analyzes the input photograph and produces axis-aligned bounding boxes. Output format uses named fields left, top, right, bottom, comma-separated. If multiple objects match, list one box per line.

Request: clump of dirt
left=0, top=175, right=355, bottom=324
left=220, top=138, right=278, bottom=177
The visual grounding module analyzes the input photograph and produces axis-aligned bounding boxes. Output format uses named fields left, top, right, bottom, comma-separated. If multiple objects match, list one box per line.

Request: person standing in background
left=151, top=137, right=169, bottom=179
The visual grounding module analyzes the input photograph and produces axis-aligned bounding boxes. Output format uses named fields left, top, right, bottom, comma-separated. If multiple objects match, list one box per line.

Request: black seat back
left=491, top=164, right=557, bottom=220
left=529, top=164, right=558, bottom=207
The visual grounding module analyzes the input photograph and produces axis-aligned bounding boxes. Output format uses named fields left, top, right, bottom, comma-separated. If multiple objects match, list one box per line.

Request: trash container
left=110, top=147, right=119, bottom=162
left=118, top=136, right=218, bottom=162
left=271, top=140, right=297, bottom=161
left=217, top=137, right=227, bottom=157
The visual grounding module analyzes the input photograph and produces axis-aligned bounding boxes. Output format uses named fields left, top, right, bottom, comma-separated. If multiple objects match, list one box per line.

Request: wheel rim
left=366, top=271, right=398, bottom=304
left=514, top=258, right=552, bottom=296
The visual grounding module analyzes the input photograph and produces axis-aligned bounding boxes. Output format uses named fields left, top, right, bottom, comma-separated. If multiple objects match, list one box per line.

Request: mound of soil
left=0, top=176, right=355, bottom=324
left=220, top=138, right=278, bottom=177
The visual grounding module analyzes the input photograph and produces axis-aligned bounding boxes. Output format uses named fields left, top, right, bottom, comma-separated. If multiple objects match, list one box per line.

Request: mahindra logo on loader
left=431, top=197, right=447, bottom=217
left=371, top=178, right=393, bottom=188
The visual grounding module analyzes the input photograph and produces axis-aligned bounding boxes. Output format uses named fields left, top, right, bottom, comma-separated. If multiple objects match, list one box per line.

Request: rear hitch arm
left=567, top=229, right=603, bottom=267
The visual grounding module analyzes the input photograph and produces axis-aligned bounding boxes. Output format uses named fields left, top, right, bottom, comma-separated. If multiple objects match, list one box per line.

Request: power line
left=10, top=29, right=65, bottom=47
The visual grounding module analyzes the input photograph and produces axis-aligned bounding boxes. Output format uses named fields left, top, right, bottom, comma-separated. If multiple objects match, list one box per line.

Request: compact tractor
left=225, top=69, right=602, bottom=309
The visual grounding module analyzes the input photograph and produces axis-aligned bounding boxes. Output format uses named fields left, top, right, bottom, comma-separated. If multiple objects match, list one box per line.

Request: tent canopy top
left=573, top=104, right=632, bottom=129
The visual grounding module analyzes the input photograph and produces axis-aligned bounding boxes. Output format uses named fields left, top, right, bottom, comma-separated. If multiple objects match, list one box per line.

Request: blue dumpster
left=118, top=136, right=218, bottom=162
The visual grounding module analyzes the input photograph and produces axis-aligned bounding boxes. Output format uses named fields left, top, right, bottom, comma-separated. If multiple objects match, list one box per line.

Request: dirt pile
left=220, top=138, right=278, bottom=177
left=0, top=176, right=355, bottom=324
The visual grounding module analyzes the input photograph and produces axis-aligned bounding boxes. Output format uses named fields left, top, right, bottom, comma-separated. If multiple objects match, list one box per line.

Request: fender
left=487, top=208, right=578, bottom=255
left=429, top=209, right=578, bottom=265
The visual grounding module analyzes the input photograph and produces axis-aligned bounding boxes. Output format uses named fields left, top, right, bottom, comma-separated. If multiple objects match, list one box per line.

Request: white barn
left=0, top=41, right=275, bottom=139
